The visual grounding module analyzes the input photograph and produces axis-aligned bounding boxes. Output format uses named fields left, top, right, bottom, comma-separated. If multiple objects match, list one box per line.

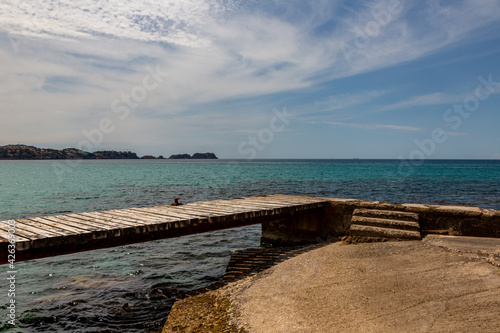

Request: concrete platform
left=424, top=234, right=500, bottom=255
left=163, top=236, right=500, bottom=332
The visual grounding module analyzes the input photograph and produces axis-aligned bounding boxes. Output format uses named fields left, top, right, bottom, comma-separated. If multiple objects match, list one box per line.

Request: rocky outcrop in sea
left=168, top=153, right=218, bottom=159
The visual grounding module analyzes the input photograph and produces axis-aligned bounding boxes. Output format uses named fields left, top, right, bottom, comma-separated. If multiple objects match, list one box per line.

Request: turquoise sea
left=1, top=159, right=499, bottom=332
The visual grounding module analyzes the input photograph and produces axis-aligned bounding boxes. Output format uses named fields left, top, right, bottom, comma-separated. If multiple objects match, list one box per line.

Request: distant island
left=0, top=145, right=217, bottom=160
left=168, top=153, right=218, bottom=159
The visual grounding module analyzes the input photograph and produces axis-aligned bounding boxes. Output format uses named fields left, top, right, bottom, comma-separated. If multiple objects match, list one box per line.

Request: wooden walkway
left=0, top=195, right=330, bottom=264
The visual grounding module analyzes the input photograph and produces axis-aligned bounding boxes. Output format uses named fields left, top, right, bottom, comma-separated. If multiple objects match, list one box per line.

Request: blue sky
left=0, top=0, right=499, bottom=159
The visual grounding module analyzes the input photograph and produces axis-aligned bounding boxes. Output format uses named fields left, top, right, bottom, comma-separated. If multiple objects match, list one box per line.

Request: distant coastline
left=0, top=145, right=217, bottom=160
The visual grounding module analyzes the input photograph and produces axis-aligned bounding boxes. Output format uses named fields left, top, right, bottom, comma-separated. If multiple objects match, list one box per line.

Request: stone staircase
left=349, top=208, right=421, bottom=242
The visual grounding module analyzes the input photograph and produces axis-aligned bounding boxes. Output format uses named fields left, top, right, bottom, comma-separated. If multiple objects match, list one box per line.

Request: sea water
left=1, top=159, right=499, bottom=332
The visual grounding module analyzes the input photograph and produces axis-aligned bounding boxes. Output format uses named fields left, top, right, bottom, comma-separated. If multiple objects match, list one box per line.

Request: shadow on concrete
left=177, top=241, right=334, bottom=299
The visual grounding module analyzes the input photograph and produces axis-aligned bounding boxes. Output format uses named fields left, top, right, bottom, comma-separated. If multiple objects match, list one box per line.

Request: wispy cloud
left=442, top=131, right=468, bottom=136
left=313, top=90, right=387, bottom=112
left=379, top=92, right=457, bottom=111
left=312, top=121, right=422, bottom=131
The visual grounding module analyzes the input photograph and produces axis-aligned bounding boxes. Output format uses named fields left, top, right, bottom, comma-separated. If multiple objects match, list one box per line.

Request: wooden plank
left=41, top=215, right=107, bottom=231
left=174, top=203, right=267, bottom=217
left=9, top=220, right=69, bottom=251
left=188, top=198, right=271, bottom=210
left=243, top=197, right=328, bottom=207
left=230, top=199, right=319, bottom=212
left=138, top=206, right=209, bottom=220
left=97, top=210, right=162, bottom=223
left=76, top=212, right=152, bottom=227
left=240, top=198, right=310, bottom=206
left=83, top=211, right=153, bottom=225
left=24, top=218, right=99, bottom=249
left=66, top=213, right=140, bottom=239
left=48, top=214, right=119, bottom=230
left=195, top=200, right=273, bottom=210
left=117, top=208, right=181, bottom=222
left=192, top=202, right=280, bottom=219
left=71, top=213, right=150, bottom=238
left=0, top=227, right=31, bottom=243
left=0, top=227, right=31, bottom=251
left=160, top=206, right=225, bottom=217
left=185, top=201, right=256, bottom=213
left=13, top=220, right=63, bottom=239
left=205, top=200, right=283, bottom=211
left=101, top=209, right=173, bottom=224
left=124, top=208, right=180, bottom=220
left=0, top=224, right=38, bottom=241
left=180, top=204, right=247, bottom=215
left=65, top=213, right=129, bottom=228
left=199, top=198, right=288, bottom=210
left=92, top=211, right=180, bottom=233
left=29, top=217, right=91, bottom=235
left=263, top=194, right=325, bottom=201
left=253, top=196, right=329, bottom=205
left=275, top=195, right=328, bottom=201
left=146, top=205, right=212, bottom=217
left=98, top=211, right=172, bottom=226
left=40, top=215, right=111, bottom=242
left=226, top=199, right=292, bottom=208
left=87, top=212, right=172, bottom=234
left=245, top=195, right=326, bottom=202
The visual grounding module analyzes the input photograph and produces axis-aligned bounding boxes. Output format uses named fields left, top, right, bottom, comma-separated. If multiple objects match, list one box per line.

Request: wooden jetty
left=3, top=194, right=499, bottom=264
left=0, top=195, right=331, bottom=264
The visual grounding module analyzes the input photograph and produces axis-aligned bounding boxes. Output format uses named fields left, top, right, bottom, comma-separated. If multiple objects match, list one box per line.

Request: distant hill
left=168, top=152, right=218, bottom=159
left=0, top=145, right=142, bottom=159
left=0, top=145, right=216, bottom=160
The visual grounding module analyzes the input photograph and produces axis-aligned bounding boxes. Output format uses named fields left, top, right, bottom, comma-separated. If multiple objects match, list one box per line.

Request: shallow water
left=1, top=159, right=499, bottom=332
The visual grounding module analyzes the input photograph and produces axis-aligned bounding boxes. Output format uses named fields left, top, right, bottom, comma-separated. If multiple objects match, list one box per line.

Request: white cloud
left=492, top=153, right=500, bottom=159
left=0, top=0, right=216, bottom=47
left=0, top=0, right=499, bottom=152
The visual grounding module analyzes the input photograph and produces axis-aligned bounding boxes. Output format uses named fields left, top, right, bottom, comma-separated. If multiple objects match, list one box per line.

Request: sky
left=0, top=0, right=499, bottom=159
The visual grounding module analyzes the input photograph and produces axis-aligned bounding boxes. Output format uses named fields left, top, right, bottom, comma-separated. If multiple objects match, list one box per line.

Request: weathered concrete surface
left=162, top=245, right=326, bottom=333
left=424, top=235, right=500, bottom=267
left=261, top=197, right=500, bottom=246
left=321, top=197, right=500, bottom=238
left=228, top=238, right=500, bottom=333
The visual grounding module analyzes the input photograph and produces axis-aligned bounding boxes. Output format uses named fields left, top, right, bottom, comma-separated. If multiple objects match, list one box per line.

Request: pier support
left=260, top=197, right=500, bottom=246
left=260, top=204, right=348, bottom=246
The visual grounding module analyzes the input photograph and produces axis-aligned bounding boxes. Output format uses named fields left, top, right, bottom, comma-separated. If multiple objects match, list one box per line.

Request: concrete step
left=350, top=224, right=422, bottom=240
left=353, top=208, right=419, bottom=222
left=351, top=216, right=420, bottom=232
